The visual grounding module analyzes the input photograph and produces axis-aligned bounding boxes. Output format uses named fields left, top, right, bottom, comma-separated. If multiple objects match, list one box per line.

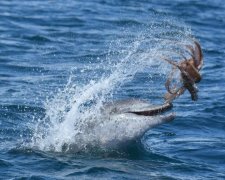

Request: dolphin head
left=56, top=99, right=174, bottom=153
left=92, top=99, right=174, bottom=148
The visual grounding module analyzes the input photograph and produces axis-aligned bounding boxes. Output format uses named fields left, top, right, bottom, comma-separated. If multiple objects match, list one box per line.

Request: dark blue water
left=1, top=0, right=225, bottom=179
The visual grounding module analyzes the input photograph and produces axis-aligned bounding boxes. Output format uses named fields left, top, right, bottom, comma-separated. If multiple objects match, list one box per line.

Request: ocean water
left=0, top=0, right=225, bottom=179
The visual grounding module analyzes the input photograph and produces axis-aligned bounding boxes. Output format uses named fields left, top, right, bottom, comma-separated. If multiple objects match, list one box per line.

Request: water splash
left=30, top=17, right=194, bottom=153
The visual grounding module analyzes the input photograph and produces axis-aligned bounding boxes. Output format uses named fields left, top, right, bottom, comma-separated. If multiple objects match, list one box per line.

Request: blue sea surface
left=0, top=0, right=225, bottom=179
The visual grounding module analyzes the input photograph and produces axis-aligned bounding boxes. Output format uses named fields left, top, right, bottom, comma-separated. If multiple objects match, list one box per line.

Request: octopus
left=162, top=40, right=203, bottom=102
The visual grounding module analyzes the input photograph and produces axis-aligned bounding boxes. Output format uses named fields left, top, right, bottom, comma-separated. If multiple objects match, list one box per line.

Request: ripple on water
left=0, top=0, right=224, bottom=179
left=0, top=159, right=13, bottom=168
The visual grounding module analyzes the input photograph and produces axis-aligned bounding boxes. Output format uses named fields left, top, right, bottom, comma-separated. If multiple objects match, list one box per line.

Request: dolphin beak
left=127, top=102, right=173, bottom=116
left=102, top=99, right=175, bottom=125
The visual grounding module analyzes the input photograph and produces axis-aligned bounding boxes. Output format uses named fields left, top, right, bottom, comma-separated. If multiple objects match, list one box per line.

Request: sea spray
left=30, top=18, right=193, bottom=152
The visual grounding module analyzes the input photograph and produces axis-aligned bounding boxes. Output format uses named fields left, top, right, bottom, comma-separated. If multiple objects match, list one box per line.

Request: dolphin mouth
left=127, top=102, right=173, bottom=116
left=102, top=99, right=174, bottom=123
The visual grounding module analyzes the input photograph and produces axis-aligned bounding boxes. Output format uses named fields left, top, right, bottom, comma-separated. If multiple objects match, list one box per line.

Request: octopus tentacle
left=162, top=40, right=203, bottom=102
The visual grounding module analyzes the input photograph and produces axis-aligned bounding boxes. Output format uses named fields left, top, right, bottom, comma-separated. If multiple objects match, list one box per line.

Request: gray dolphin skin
left=93, top=99, right=174, bottom=147
left=102, top=99, right=173, bottom=117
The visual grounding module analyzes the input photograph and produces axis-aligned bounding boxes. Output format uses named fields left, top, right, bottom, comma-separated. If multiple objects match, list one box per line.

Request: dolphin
left=87, top=99, right=175, bottom=149
left=58, top=99, right=175, bottom=153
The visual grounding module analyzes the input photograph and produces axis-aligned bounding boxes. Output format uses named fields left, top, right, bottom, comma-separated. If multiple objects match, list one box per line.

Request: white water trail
left=30, top=19, right=193, bottom=152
